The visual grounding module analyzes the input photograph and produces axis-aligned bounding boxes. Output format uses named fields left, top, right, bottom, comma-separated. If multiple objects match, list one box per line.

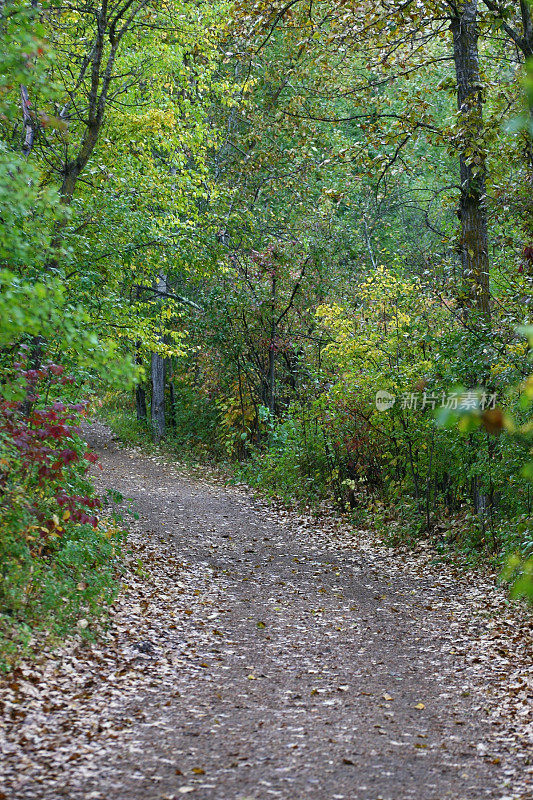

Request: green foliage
left=236, top=404, right=334, bottom=504
left=197, top=265, right=532, bottom=599
left=0, top=519, right=121, bottom=670
left=0, top=369, right=124, bottom=670
left=0, top=147, right=58, bottom=266
left=0, top=271, right=136, bottom=396
left=1, top=0, right=532, bottom=620
left=499, top=325, right=533, bottom=601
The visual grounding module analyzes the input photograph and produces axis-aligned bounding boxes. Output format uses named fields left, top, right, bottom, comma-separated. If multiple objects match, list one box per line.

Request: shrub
left=0, top=359, right=122, bottom=669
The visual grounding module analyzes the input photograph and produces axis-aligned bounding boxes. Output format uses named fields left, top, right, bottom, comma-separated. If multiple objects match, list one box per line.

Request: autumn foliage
left=0, top=361, right=120, bottom=666
left=0, top=361, right=101, bottom=541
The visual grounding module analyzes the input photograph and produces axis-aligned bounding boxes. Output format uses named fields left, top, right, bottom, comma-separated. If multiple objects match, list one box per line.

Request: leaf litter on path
left=0, top=422, right=531, bottom=800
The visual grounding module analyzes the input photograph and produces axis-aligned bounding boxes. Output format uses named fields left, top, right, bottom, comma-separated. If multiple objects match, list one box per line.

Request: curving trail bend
left=1, top=422, right=531, bottom=800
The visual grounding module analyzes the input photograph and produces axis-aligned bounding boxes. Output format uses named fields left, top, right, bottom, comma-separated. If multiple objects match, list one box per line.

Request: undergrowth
left=0, top=361, right=124, bottom=672
left=100, top=393, right=532, bottom=598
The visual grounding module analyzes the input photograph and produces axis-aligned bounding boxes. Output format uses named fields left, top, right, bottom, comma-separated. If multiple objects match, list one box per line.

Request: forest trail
left=1, top=423, right=531, bottom=800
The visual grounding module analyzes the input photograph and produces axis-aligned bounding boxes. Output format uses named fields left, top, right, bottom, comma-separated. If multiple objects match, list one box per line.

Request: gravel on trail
left=1, top=421, right=531, bottom=800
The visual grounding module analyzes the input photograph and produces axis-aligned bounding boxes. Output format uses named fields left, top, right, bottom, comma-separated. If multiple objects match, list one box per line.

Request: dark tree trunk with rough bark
left=267, top=320, right=276, bottom=415
left=151, top=352, right=165, bottom=440
left=483, top=0, right=533, bottom=60
left=136, top=384, right=147, bottom=423
left=451, top=0, right=491, bottom=318
left=168, top=372, right=177, bottom=430
left=521, top=0, right=533, bottom=59
left=266, top=271, right=277, bottom=415
left=151, top=275, right=167, bottom=441
left=135, top=341, right=147, bottom=423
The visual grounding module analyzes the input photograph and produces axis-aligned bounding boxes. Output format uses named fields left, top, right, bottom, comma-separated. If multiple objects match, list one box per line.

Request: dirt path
left=1, top=422, right=531, bottom=800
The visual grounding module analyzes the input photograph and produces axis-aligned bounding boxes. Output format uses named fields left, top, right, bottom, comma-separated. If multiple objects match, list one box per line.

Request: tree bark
left=168, top=369, right=177, bottom=430
left=20, top=85, right=35, bottom=157
left=151, top=351, right=165, bottom=440
left=47, top=0, right=150, bottom=257
left=520, top=0, right=533, bottom=59
left=136, top=383, right=147, bottom=422
left=266, top=271, right=277, bottom=414
left=151, top=274, right=167, bottom=441
left=483, top=1, right=533, bottom=59
left=451, top=0, right=491, bottom=318
left=135, top=341, right=147, bottom=423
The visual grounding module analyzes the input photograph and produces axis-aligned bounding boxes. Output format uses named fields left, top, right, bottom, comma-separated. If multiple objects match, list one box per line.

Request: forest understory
left=1, top=422, right=532, bottom=800
left=1, top=1, right=533, bottom=797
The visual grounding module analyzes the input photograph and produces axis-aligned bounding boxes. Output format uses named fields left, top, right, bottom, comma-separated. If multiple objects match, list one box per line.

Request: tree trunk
left=20, top=85, right=35, bottom=157
left=167, top=354, right=176, bottom=430
left=136, top=384, right=147, bottom=423
left=168, top=373, right=176, bottom=430
left=483, top=1, right=533, bottom=60
left=135, top=339, right=147, bottom=423
left=521, top=0, right=533, bottom=60
left=522, top=1, right=533, bottom=167
left=151, top=352, right=165, bottom=440
left=151, top=274, right=167, bottom=441
left=267, top=271, right=277, bottom=414
left=267, top=321, right=276, bottom=415
left=451, top=0, right=491, bottom=318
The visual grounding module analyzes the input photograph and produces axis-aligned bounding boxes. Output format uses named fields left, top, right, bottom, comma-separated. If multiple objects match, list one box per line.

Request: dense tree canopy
left=1, top=0, right=532, bottom=640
